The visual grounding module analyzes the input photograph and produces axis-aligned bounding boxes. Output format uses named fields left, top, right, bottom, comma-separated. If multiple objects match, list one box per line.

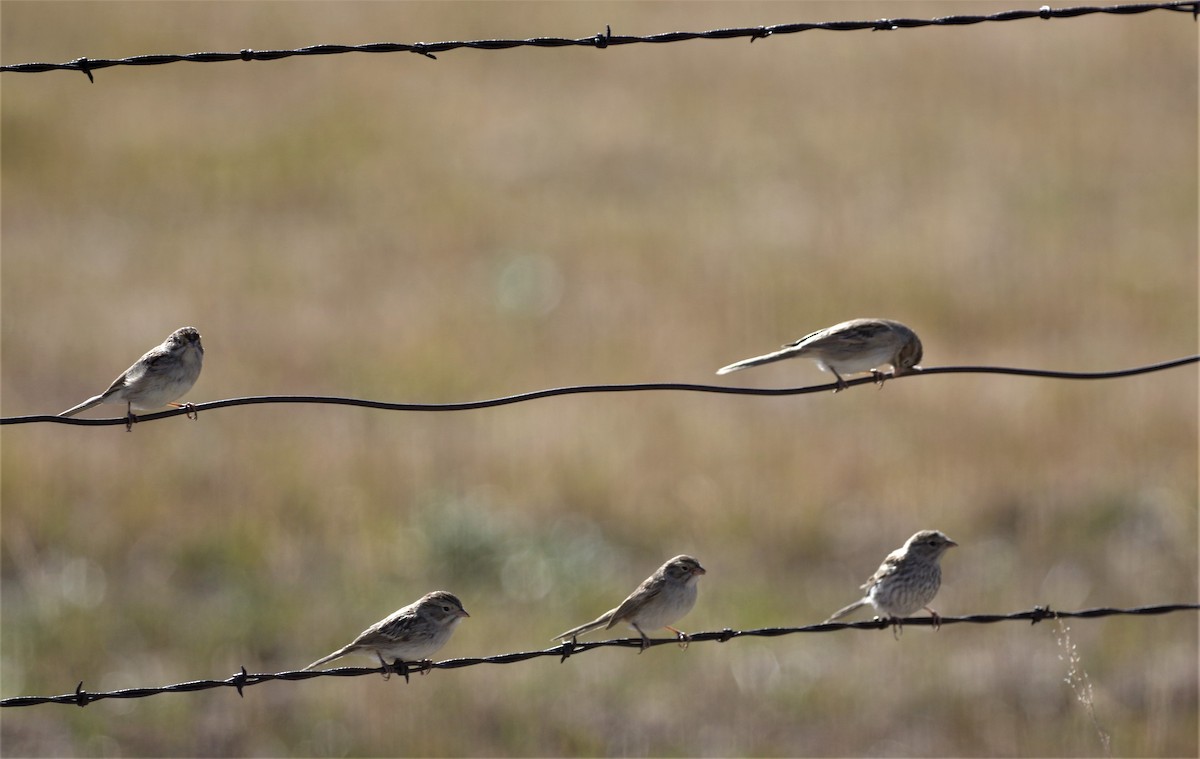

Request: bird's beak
left=945, top=540, right=958, bottom=548
left=459, top=609, right=471, bottom=618
left=693, top=565, right=707, bottom=576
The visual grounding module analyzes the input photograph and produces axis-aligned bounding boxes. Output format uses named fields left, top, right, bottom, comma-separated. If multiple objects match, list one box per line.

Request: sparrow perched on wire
left=305, top=591, right=469, bottom=674
left=716, top=318, right=923, bottom=391
left=553, top=555, right=706, bottom=652
left=825, top=530, right=957, bottom=629
left=59, top=326, right=204, bottom=428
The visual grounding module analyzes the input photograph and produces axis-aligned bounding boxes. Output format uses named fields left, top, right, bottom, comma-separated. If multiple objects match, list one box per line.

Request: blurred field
left=1, top=1, right=1196, bottom=756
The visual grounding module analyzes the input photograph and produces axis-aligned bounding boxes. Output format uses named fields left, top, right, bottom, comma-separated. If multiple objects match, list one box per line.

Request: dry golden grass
left=2, top=1, right=1196, bottom=756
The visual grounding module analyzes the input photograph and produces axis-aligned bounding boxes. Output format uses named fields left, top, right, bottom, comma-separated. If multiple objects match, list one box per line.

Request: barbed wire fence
left=2, top=4, right=1195, bottom=748
left=1, top=2, right=1195, bottom=82
left=3, top=356, right=1196, bottom=427
left=3, top=604, right=1196, bottom=708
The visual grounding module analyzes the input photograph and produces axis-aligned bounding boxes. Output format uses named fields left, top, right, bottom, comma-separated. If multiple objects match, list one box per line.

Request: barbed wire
left=2, top=2, right=1195, bottom=82
left=2, top=604, right=1195, bottom=708
left=3, top=356, right=1196, bottom=427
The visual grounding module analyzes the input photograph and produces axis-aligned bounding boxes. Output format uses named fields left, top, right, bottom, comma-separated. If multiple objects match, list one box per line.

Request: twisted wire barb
left=3, top=356, right=1196, bottom=427
left=2, top=2, right=1195, bottom=81
left=2, top=604, right=1195, bottom=708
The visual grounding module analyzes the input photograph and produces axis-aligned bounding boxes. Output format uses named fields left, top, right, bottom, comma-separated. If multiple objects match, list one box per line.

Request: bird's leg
left=634, top=624, right=651, bottom=653
left=871, top=369, right=889, bottom=389
left=376, top=653, right=393, bottom=681
left=666, top=625, right=691, bottom=650
left=124, top=403, right=137, bottom=432
left=832, top=370, right=848, bottom=393
left=887, top=616, right=904, bottom=640
left=417, top=659, right=434, bottom=676
left=924, top=606, right=942, bottom=631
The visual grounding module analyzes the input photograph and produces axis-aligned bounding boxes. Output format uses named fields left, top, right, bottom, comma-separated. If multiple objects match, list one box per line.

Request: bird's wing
left=786, top=327, right=827, bottom=348
left=90, top=366, right=135, bottom=402
left=124, top=344, right=178, bottom=385
left=357, top=608, right=420, bottom=647
left=605, top=573, right=666, bottom=629
left=862, top=548, right=905, bottom=590
left=803, top=319, right=891, bottom=353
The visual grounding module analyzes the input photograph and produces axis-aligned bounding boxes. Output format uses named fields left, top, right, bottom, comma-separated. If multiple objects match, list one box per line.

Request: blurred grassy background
left=1, top=1, right=1196, bottom=756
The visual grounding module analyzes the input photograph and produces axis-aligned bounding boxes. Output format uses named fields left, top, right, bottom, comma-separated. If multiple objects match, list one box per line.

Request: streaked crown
left=904, top=530, right=957, bottom=560
left=169, top=326, right=204, bottom=354
left=663, top=555, right=706, bottom=580
left=893, top=325, right=922, bottom=371
left=419, top=591, right=470, bottom=621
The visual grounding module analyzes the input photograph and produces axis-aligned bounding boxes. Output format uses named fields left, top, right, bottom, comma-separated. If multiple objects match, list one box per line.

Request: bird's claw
left=168, top=401, right=199, bottom=420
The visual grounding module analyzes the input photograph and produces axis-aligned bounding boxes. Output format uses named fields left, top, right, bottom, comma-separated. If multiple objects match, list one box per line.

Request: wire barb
left=1, top=2, right=1192, bottom=77
left=593, top=26, right=612, bottom=49
left=1030, top=605, right=1054, bottom=624
left=231, top=667, right=249, bottom=697
left=2, top=604, right=1195, bottom=708
left=558, top=640, right=575, bottom=662
left=409, top=43, right=437, bottom=60
left=71, top=57, right=94, bottom=83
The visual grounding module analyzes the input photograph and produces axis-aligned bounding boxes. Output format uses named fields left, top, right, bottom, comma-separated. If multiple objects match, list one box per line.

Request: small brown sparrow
left=60, top=326, right=204, bottom=426
left=825, top=530, right=957, bottom=628
left=553, top=555, right=706, bottom=651
left=716, top=318, right=922, bottom=390
left=305, top=591, right=469, bottom=672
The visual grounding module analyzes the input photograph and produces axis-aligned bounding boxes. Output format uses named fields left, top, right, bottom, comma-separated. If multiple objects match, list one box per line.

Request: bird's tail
left=824, top=598, right=868, bottom=624
left=304, top=644, right=356, bottom=671
left=59, top=395, right=105, bottom=417
left=552, top=609, right=616, bottom=642
left=715, top=347, right=802, bottom=376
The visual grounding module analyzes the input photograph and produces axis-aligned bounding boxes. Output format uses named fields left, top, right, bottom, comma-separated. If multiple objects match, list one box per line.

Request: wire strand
left=4, top=356, right=1196, bottom=427
left=2, top=2, right=1194, bottom=81
left=2, top=604, right=1195, bottom=708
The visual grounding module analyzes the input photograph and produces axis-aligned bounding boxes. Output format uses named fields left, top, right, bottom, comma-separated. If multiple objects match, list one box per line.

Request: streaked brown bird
left=60, top=326, right=204, bottom=426
left=305, top=591, right=469, bottom=672
left=716, top=318, right=922, bottom=391
left=825, top=530, right=957, bottom=628
left=553, top=555, right=706, bottom=652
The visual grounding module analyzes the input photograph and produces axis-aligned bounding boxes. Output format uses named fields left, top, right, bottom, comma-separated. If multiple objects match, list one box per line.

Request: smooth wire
left=4, top=356, right=1197, bottom=427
